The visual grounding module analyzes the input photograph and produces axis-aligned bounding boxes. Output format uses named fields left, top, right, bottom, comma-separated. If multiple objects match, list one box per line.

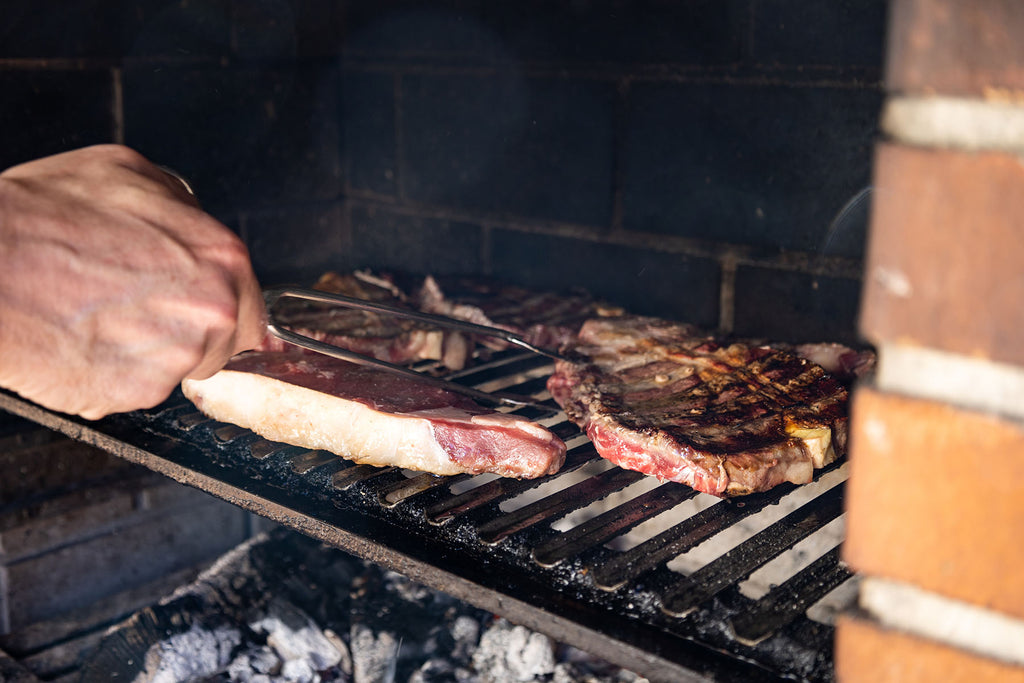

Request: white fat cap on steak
left=182, top=370, right=472, bottom=476
left=784, top=423, right=836, bottom=469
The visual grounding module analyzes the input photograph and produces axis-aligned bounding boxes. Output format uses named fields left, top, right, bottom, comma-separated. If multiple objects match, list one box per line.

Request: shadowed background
left=0, top=0, right=887, bottom=344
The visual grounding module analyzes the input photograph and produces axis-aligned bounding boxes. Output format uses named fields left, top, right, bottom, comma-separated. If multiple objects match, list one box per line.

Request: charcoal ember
left=85, top=529, right=642, bottom=683
left=251, top=598, right=346, bottom=672
left=552, top=645, right=650, bottom=683
left=226, top=645, right=280, bottom=679
left=136, top=622, right=241, bottom=682
left=323, top=630, right=354, bottom=678
left=350, top=625, right=400, bottom=683
left=471, top=618, right=557, bottom=682
left=407, top=614, right=480, bottom=682
left=449, top=615, right=480, bottom=661
left=382, top=570, right=434, bottom=603
left=407, top=657, right=459, bottom=683
left=281, top=658, right=317, bottom=683
left=348, top=568, right=491, bottom=682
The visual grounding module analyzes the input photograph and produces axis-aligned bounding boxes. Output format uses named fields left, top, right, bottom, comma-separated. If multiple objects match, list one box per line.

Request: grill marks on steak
left=415, top=274, right=622, bottom=353
left=262, top=271, right=615, bottom=371
left=547, top=316, right=849, bottom=496
left=182, top=351, right=566, bottom=479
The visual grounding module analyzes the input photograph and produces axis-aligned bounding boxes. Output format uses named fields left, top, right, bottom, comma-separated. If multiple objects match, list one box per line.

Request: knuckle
left=172, top=341, right=209, bottom=377
left=93, top=143, right=147, bottom=166
left=213, top=231, right=252, bottom=269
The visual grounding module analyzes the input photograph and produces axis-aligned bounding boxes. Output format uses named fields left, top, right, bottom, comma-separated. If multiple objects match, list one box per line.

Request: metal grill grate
left=0, top=349, right=853, bottom=683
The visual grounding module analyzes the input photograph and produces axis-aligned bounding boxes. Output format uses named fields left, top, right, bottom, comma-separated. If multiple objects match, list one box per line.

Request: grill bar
left=532, top=482, right=700, bottom=567
left=729, top=545, right=851, bottom=646
left=288, top=449, right=338, bottom=474
left=380, top=471, right=462, bottom=507
left=477, top=467, right=646, bottom=544
left=0, top=343, right=850, bottom=683
left=331, top=463, right=399, bottom=489
left=660, top=483, right=846, bottom=616
left=248, top=439, right=292, bottom=460
left=424, top=444, right=597, bottom=523
left=588, top=480, right=809, bottom=591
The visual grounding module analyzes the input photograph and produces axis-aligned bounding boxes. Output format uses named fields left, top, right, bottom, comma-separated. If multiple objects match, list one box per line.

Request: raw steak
left=182, top=351, right=566, bottom=478
left=546, top=316, right=851, bottom=497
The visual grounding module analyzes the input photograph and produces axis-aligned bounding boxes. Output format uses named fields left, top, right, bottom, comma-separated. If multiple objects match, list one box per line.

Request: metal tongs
left=263, top=286, right=569, bottom=409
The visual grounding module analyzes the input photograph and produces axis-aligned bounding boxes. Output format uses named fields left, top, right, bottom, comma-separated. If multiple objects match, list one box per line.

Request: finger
left=233, top=265, right=268, bottom=355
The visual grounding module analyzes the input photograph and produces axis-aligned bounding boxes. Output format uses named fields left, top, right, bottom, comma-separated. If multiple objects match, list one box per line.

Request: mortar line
left=609, top=77, right=630, bottom=233
left=393, top=72, right=406, bottom=202
left=718, top=254, right=738, bottom=335
left=111, top=66, right=125, bottom=145
left=342, top=194, right=865, bottom=279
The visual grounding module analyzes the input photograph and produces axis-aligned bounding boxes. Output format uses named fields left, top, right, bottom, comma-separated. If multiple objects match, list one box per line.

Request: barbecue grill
left=0, top=347, right=852, bottom=683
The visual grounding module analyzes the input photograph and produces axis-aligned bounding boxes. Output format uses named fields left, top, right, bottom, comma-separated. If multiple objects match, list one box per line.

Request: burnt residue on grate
left=0, top=348, right=854, bottom=683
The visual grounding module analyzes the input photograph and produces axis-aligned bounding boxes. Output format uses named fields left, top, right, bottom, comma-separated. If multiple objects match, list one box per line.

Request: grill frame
left=0, top=349, right=850, bottom=683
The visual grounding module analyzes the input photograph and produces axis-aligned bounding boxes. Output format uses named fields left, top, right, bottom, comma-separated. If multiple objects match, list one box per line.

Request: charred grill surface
left=0, top=344, right=850, bottom=683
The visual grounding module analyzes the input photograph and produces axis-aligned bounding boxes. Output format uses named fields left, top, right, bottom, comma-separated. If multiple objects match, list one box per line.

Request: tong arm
left=262, top=286, right=564, bottom=410
left=263, top=286, right=569, bottom=361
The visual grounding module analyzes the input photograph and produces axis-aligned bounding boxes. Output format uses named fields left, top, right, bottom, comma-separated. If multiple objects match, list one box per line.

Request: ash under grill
left=0, top=349, right=852, bottom=683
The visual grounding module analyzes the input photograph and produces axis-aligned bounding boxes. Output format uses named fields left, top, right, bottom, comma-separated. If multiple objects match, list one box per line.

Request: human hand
left=0, top=145, right=266, bottom=419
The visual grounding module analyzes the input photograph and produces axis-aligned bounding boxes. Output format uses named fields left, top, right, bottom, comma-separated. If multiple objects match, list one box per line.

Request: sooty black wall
left=0, top=0, right=887, bottom=344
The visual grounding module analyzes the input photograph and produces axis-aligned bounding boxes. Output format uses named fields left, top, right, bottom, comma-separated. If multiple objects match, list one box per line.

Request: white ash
left=472, top=619, right=556, bottom=682
left=226, top=645, right=280, bottom=679
left=323, top=629, right=354, bottom=678
left=96, top=529, right=645, bottom=683
left=450, top=615, right=480, bottom=660
left=134, top=622, right=241, bottom=683
left=350, top=624, right=401, bottom=683
left=383, top=570, right=434, bottom=603
left=251, top=597, right=346, bottom=672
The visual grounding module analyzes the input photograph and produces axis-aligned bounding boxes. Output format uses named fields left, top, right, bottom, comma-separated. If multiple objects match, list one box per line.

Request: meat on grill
left=261, top=271, right=617, bottom=371
left=414, top=274, right=623, bottom=355
left=260, top=270, right=471, bottom=369
left=182, top=351, right=566, bottom=478
left=546, top=316, right=851, bottom=497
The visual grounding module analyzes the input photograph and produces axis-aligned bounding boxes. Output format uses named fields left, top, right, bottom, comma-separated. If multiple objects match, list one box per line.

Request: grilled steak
left=260, top=270, right=470, bottom=369
left=183, top=351, right=566, bottom=478
left=262, top=271, right=615, bottom=371
left=415, top=275, right=622, bottom=354
left=546, top=316, right=850, bottom=496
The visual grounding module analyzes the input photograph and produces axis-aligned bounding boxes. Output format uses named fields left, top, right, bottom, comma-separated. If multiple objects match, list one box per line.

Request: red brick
left=836, top=613, right=1024, bottom=683
left=844, top=386, right=1024, bottom=617
left=860, top=143, right=1024, bottom=366
left=887, top=0, right=1024, bottom=97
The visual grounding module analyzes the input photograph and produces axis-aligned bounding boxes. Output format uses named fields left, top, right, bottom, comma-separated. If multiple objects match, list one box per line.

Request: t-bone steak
left=546, top=316, right=852, bottom=496
left=183, top=351, right=566, bottom=478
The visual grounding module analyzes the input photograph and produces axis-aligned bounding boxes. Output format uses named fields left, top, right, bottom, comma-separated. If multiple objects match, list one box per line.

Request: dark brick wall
left=0, top=0, right=886, bottom=344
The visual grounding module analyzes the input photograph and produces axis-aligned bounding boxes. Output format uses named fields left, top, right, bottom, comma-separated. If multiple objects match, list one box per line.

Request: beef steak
left=260, top=270, right=468, bottom=369
left=546, top=316, right=850, bottom=496
left=183, top=351, right=566, bottom=479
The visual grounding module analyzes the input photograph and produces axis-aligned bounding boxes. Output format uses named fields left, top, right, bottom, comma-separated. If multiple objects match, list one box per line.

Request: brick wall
left=837, top=0, right=1024, bottom=680
left=0, top=0, right=886, bottom=344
